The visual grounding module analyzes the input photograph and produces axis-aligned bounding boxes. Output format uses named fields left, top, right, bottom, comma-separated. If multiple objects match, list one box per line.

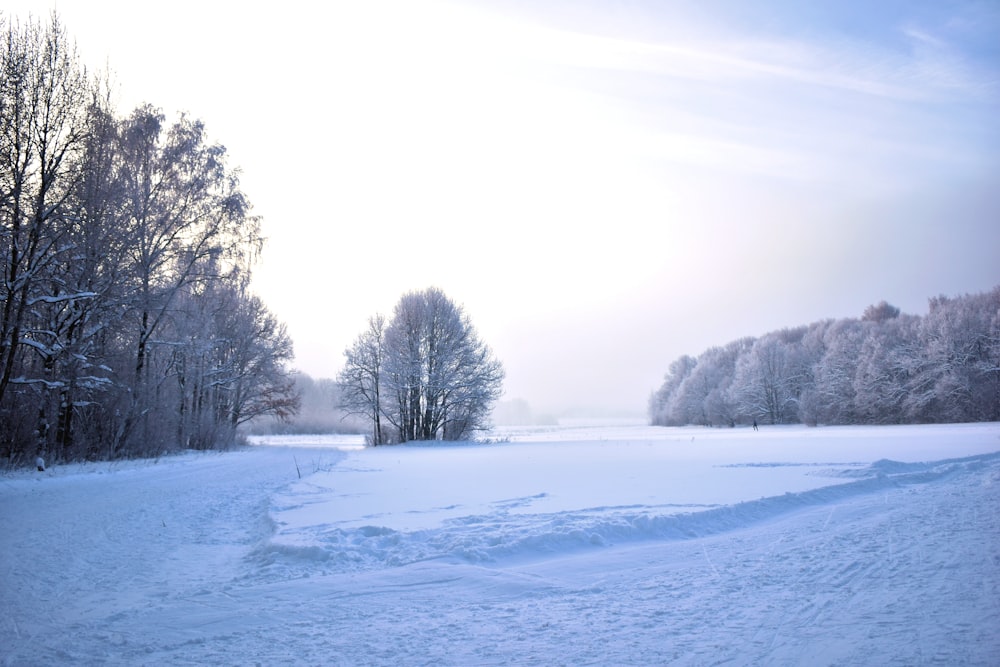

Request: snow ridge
left=263, top=451, right=999, bottom=575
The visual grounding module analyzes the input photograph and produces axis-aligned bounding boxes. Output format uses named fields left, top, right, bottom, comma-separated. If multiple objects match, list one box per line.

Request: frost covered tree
left=170, top=270, right=298, bottom=449
left=39, top=96, right=124, bottom=456
left=339, top=288, right=504, bottom=444
left=854, top=314, right=920, bottom=424
left=650, top=289, right=1000, bottom=427
left=703, top=338, right=754, bottom=427
left=338, top=314, right=387, bottom=445
left=670, top=338, right=756, bottom=427
left=800, top=318, right=865, bottom=425
left=0, top=14, right=92, bottom=456
left=733, top=328, right=808, bottom=425
left=110, top=105, right=262, bottom=455
left=905, top=290, right=1000, bottom=422
left=648, top=355, right=697, bottom=426
left=0, top=13, right=297, bottom=464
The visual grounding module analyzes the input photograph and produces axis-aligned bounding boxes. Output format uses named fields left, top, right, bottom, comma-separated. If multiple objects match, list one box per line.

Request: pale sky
left=7, top=1, right=1000, bottom=416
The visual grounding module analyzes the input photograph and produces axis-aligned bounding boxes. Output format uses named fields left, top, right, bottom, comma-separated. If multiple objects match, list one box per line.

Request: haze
left=8, top=0, right=999, bottom=416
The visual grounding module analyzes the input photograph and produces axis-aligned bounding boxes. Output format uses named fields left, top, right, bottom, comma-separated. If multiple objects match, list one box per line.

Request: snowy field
left=2, top=423, right=999, bottom=665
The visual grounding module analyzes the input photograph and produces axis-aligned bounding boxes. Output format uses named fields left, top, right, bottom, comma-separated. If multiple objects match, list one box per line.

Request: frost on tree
left=0, top=13, right=298, bottom=464
left=649, top=288, right=1000, bottom=427
left=339, top=288, right=504, bottom=444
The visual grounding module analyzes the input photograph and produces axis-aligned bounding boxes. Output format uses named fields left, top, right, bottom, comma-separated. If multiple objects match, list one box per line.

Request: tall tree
left=112, top=105, right=260, bottom=454
left=0, top=12, right=296, bottom=464
left=0, top=14, right=92, bottom=458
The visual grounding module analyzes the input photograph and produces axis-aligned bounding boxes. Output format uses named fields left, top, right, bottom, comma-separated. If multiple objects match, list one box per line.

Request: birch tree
left=112, top=105, right=260, bottom=454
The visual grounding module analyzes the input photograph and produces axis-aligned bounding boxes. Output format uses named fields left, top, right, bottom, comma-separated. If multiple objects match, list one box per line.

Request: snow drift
left=2, top=423, right=998, bottom=665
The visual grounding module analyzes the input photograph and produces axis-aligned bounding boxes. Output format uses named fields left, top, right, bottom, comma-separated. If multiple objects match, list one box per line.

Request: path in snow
left=1, top=427, right=999, bottom=665
left=1, top=447, right=344, bottom=666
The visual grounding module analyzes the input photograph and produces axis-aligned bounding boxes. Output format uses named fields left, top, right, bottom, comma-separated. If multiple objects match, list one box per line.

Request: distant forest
left=650, top=286, right=1000, bottom=427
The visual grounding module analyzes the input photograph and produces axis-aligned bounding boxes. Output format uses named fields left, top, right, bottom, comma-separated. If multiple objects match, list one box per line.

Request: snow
left=2, top=423, right=999, bottom=665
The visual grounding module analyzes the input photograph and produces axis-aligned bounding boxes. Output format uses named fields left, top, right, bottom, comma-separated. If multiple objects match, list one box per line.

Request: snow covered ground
left=2, top=423, right=999, bottom=665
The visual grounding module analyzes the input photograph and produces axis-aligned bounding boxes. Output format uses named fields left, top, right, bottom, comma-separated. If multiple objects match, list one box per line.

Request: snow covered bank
left=264, top=423, right=1000, bottom=572
left=2, top=424, right=998, bottom=665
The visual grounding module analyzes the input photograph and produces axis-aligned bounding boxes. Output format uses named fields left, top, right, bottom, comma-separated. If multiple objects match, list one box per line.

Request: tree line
left=245, top=373, right=367, bottom=436
left=650, top=287, right=1000, bottom=427
left=1, top=15, right=297, bottom=465
left=338, top=287, right=504, bottom=445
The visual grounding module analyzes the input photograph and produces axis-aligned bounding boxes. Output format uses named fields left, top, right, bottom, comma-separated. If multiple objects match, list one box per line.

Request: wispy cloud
left=518, top=19, right=995, bottom=103
left=460, top=5, right=997, bottom=188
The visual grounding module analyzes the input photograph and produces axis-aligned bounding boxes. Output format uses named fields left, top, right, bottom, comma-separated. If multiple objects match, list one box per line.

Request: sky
left=6, top=0, right=1000, bottom=417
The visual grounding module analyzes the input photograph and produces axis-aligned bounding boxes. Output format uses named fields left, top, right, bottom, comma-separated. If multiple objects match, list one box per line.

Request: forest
left=1, top=16, right=297, bottom=465
left=650, top=287, right=1000, bottom=427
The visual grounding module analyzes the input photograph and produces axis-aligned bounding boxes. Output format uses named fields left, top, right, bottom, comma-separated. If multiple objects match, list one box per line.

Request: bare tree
left=111, top=105, right=260, bottom=455
left=0, top=14, right=93, bottom=461
left=338, top=314, right=387, bottom=444
left=173, top=278, right=298, bottom=447
left=0, top=12, right=297, bottom=464
left=862, top=300, right=901, bottom=323
left=340, top=288, right=504, bottom=444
